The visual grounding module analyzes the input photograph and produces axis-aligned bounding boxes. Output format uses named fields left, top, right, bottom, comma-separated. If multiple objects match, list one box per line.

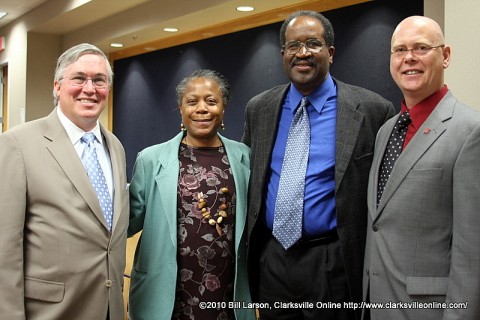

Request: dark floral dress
left=173, top=143, right=236, bottom=320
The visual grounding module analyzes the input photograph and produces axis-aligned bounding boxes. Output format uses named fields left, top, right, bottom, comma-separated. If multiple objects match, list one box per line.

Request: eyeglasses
left=282, top=39, right=326, bottom=55
left=61, top=74, right=109, bottom=88
left=391, top=44, right=445, bottom=59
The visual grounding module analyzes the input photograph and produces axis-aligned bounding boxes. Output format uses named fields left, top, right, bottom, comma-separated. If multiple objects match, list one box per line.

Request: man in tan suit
left=0, top=43, right=129, bottom=319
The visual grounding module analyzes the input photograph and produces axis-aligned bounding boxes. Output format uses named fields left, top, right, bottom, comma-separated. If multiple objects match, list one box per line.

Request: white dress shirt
left=56, top=107, right=114, bottom=199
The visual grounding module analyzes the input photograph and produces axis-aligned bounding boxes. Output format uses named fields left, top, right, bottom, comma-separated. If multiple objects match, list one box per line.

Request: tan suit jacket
left=0, top=109, right=129, bottom=320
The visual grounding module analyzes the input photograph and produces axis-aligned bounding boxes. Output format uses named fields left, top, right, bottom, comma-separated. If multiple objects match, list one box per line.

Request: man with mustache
left=242, top=11, right=395, bottom=320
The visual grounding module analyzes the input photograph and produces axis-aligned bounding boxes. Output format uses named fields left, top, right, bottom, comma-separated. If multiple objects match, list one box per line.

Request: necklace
left=197, top=187, right=230, bottom=236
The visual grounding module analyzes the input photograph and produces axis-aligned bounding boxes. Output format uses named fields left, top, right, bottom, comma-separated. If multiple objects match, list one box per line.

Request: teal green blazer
left=128, top=132, right=255, bottom=320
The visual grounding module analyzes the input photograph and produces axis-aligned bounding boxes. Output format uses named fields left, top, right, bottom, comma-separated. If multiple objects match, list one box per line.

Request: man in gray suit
left=242, top=11, right=395, bottom=320
left=363, top=16, right=480, bottom=320
left=0, top=43, right=129, bottom=319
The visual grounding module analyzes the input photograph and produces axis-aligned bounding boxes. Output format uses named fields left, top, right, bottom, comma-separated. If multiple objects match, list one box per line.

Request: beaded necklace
left=197, top=187, right=230, bottom=236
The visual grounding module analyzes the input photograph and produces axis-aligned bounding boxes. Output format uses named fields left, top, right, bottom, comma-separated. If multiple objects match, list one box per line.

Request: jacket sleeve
left=444, top=122, right=480, bottom=319
left=0, top=132, right=27, bottom=319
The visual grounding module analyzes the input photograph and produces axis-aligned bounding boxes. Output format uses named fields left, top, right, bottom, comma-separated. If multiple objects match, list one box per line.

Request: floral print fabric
left=173, top=143, right=236, bottom=320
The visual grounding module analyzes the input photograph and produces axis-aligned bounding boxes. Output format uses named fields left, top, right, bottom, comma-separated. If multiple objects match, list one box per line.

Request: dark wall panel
left=113, top=0, right=422, bottom=179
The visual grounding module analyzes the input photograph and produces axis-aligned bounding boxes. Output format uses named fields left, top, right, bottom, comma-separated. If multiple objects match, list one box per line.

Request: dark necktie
left=377, top=111, right=411, bottom=206
left=273, top=97, right=310, bottom=249
left=81, top=133, right=113, bottom=230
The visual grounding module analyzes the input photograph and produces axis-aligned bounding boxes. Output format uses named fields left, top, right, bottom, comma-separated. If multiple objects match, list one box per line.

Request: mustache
left=291, top=57, right=316, bottom=68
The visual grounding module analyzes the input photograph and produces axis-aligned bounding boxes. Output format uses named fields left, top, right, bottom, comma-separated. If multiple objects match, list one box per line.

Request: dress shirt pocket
left=406, top=276, right=448, bottom=295
left=24, top=277, right=65, bottom=302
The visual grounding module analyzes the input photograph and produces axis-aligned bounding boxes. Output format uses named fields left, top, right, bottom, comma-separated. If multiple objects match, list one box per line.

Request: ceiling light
left=110, top=43, right=124, bottom=48
left=236, top=6, right=254, bottom=12
left=0, top=12, right=7, bottom=19
left=163, top=27, right=179, bottom=32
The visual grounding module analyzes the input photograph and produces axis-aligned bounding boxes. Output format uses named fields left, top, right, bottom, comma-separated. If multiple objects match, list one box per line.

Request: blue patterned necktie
left=273, top=97, right=310, bottom=249
left=377, top=111, right=411, bottom=206
left=81, top=133, right=113, bottom=231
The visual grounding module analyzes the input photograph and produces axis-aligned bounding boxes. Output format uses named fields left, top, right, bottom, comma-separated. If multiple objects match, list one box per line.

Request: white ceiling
left=0, top=0, right=314, bottom=55
left=0, top=0, right=49, bottom=27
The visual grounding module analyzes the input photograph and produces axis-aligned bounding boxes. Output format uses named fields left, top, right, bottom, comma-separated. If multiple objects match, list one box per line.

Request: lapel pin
left=423, top=128, right=432, bottom=134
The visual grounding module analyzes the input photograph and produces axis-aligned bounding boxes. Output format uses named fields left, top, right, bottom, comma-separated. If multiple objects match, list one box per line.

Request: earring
left=180, top=123, right=186, bottom=131
left=221, top=120, right=225, bottom=131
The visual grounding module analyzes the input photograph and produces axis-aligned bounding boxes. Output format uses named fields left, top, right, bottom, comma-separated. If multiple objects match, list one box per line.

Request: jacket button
left=372, top=224, right=379, bottom=232
left=105, top=280, right=112, bottom=287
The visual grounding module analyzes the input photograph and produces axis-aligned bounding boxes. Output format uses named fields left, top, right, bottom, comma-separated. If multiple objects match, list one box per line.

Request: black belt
left=293, top=228, right=338, bottom=249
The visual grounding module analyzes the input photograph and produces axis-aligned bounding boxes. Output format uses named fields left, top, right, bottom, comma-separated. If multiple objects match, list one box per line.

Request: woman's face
left=180, top=77, right=224, bottom=146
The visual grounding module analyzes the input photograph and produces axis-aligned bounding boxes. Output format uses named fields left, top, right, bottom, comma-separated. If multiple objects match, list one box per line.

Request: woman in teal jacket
left=128, top=70, right=255, bottom=320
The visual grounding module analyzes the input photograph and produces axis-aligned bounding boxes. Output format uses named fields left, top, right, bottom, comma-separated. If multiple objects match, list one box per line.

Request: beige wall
left=444, top=0, right=480, bottom=110
left=0, top=22, right=28, bottom=128
left=424, top=0, right=480, bottom=111
left=26, top=33, right=62, bottom=121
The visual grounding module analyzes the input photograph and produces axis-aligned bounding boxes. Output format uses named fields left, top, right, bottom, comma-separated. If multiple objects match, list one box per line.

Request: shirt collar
left=289, top=73, right=336, bottom=114
left=400, top=86, right=449, bottom=130
left=56, top=106, right=103, bottom=145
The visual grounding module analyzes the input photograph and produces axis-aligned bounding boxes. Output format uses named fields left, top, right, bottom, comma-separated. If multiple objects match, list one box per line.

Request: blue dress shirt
left=265, top=74, right=337, bottom=237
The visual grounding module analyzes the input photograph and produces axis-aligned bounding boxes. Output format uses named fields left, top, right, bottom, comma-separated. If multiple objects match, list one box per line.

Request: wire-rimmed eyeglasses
left=282, top=39, right=326, bottom=55
left=60, top=74, right=109, bottom=88
left=391, top=44, right=445, bottom=59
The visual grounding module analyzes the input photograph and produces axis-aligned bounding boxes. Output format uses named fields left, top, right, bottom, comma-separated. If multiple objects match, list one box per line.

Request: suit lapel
left=375, top=97, right=453, bottom=217
left=155, top=133, right=183, bottom=246
left=254, top=85, right=288, bottom=191
left=43, top=111, right=107, bottom=228
left=335, top=81, right=365, bottom=192
left=263, top=85, right=288, bottom=157
left=222, top=136, right=249, bottom=253
left=370, top=116, right=397, bottom=220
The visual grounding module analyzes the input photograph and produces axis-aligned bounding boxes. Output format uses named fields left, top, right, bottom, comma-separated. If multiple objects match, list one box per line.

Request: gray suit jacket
left=243, top=79, right=395, bottom=318
left=364, top=91, right=480, bottom=320
left=0, top=109, right=129, bottom=320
